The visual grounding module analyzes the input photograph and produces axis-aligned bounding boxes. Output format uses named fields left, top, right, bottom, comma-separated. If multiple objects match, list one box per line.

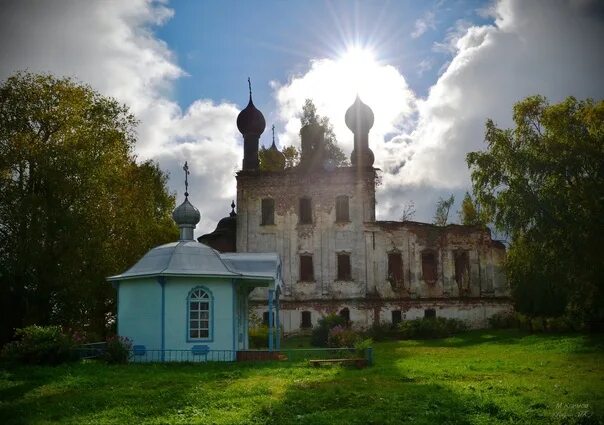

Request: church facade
left=200, top=90, right=511, bottom=333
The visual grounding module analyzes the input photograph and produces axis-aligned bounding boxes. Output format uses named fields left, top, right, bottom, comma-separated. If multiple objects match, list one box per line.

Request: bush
left=488, top=311, right=518, bottom=329
left=103, top=335, right=132, bottom=364
left=327, top=325, right=362, bottom=347
left=249, top=325, right=269, bottom=349
left=311, top=314, right=347, bottom=347
left=354, top=338, right=373, bottom=356
left=366, top=321, right=399, bottom=341
left=0, top=325, right=78, bottom=365
left=398, top=318, right=467, bottom=339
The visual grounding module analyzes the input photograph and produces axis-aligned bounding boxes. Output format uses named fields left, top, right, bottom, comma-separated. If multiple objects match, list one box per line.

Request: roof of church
left=107, top=240, right=282, bottom=285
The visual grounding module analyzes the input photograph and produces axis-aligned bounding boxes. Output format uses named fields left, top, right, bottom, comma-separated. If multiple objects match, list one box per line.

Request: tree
left=433, top=195, right=455, bottom=226
left=300, top=99, right=349, bottom=167
left=258, top=144, right=299, bottom=171
left=467, top=95, right=604, bottom=322
left=400, top=200, right=416, bottom=221
left=0, top=72, right=178, bottom=344
left=458, top=192, right=485, bottom=226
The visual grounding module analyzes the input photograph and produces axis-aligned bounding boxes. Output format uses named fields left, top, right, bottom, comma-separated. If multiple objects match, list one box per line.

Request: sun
left=336, top=46, right=379, bottom=95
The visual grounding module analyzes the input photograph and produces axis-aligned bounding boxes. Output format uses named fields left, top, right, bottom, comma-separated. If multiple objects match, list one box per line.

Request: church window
left=454, top=251, right=470, bottom=289
left=387, top=252, right=403, bottom=286
left=301, top=311, right=312, bottom=328
left=188, top=288, right=211, bottom=340
left=424, top=308, right=436, bottom=319
left=391, top=310, right=402, bottom=325
left=261, top=198, right=275, bottom=225
left=421, top=250, right=437, bottom=282
left=339, top=308, right=350, bottom=322
left=337, top=253, right=352, bottom=280
left=299, top=198, right=312, bottom=224
left=335, top=195, right=350, bottom=222
left=300, top=255, right=314, bottom=281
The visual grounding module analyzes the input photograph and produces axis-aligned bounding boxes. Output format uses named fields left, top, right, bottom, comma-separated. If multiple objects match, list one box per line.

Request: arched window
left=339, top=308, right=350, bottom=323
left=188, top=288, right=212, bottom=340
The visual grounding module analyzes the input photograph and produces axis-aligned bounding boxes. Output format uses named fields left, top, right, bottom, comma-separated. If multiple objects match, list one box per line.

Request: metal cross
left=183, top=161, right=190, bottom=196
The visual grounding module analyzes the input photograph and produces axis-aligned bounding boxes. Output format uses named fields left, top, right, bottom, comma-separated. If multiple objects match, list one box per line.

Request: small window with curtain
left=188, top=288, right=211, bottom=340
left=335, top=195, right=349, bottom=222
left=300, top=255, right=314, bottom=281
left=261, top=198, right=275, bottom=225
left=337, top=253, right=352, bottom=281
left=299, top=198, right=312, bottom=224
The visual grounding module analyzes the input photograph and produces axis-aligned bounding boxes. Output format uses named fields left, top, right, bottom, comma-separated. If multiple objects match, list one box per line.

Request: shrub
left=488, top=311, right=518, bottom=329
left=249, top=325, right=269, bottom=349
left=366, top=321, right=398, bottom=341
left=327, top=325, right=362, bottom=347
left=398, top=317, right=467, bottom=339
left=354, top=338, right=373, bottom=357
left=311, top=314, right=347, bottom=347
left=104, top=336, right=132, bottom=364
left=0, top=325, right=78, bottom=365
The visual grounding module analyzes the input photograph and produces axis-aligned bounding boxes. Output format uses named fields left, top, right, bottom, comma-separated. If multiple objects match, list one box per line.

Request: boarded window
left=335, top=195, right=350, bottom=222
left=300, top=255, right=314, bottom=281
left=337, top=253, right=352, bottom=280
left=339, top=308, right=350, bottom=322
left=424, top=308, right=436, bottom=319
left=421, top=251, right=437, bottom=282
left=391, top=310, right=402, bottom=325
left=454, top=251, right=470, bottom=290
left=301, top=311, right=312, bottom=328
left=387, top=252, right=403, bottom=286
left=299, top=198, right=312, bottom=224
left=261, top=198, right=274, bottom=225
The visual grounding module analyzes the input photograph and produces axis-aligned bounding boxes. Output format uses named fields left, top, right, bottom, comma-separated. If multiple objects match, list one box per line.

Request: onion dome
left=345, top=95, right=374, bottom=134
left=172, top=197, right=201, bottom=227
left=172, top=161, right=201, bottom=240
left=265, top=125, right=286, bottom=171
left=237, top=79, right=266, bottom=136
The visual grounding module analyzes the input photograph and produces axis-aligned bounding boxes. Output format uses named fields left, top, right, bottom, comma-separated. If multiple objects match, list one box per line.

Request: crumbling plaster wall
left=365, top=222, right=509, bottom=300
left=237, top=168, right=376, bottom=301
left=237, top=167, right=510, bottom=332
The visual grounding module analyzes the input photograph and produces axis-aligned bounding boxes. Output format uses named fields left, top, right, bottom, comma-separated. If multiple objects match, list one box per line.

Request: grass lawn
left=1, top=330, right=603, bottom=424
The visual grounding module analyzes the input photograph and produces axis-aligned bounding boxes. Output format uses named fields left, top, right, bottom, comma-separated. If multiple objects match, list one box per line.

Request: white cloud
left=411, top=11, right=436, bottom=38
left=0, top=0, right=241, bottom=235
left=272, top=54, right=417, bottom=176
left=381, top=0, right=604, bottom=220
left=273, top=0, right=604, bottom=223
left=2, top=0, right=603, bottom=232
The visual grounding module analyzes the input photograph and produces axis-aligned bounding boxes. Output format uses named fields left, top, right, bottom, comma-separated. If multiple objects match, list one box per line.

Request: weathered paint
left=236, top=167, right=511, bottom=333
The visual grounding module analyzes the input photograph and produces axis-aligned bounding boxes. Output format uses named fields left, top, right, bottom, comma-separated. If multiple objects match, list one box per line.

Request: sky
left=1, top=0, right=603, bottom=236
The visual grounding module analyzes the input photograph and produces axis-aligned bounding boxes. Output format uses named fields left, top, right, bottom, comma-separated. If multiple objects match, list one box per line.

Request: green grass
left=1, top=330, right=603, bottom=424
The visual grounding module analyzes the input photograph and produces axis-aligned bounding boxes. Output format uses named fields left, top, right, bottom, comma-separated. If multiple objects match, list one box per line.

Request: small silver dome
left=172, top=197, right=201, bottom=227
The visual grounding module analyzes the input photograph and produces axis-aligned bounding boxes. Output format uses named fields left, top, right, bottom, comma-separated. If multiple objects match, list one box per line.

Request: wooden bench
left=309, top=358, right=367, bottom=368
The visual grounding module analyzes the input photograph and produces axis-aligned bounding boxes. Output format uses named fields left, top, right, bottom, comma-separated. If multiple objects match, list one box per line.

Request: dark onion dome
left=172, top=197, right=201, bottom=226
left=345, top=95, right=374, bottom=134
left=237, top=97, right=266, bottom=136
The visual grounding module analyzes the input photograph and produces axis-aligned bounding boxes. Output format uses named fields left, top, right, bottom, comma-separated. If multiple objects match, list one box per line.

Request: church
left=200, top=87, right=511, bottom=334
